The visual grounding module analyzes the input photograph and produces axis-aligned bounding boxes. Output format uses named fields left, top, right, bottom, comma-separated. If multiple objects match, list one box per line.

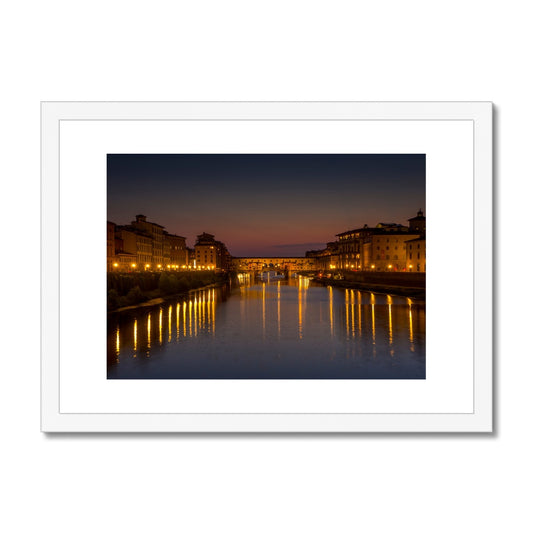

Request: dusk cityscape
left=107, top=154, right=425, bottom=257
left=107, top=154, right=426, bottom=380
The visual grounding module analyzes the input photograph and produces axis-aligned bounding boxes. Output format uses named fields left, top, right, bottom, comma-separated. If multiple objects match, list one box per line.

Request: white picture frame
left=41, top=101, right=492, bottom=432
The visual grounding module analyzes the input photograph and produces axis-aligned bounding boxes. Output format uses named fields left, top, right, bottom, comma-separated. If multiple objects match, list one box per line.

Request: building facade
left=305, top=242, right=340, bottom=271
left=361, top=231, right=422, bottom=271
left=408, top=209, right=426, bottom=233
left=130, top=214, right=165, bottom=268
left=164, top=232, right=188, bottom=268
left=108, top=215, right=190, bottom=272
left=107, top=221, right=116, bottom=272
left=194, top=232, right=231, bottom=271
left=405, top=236, right=426, bottom=272
left=309, top=210, right=426, bottom=273
left=115, top=227, right=153, bottom=270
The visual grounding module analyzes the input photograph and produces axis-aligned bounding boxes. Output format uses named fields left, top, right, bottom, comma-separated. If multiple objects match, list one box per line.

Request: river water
left=107, top=277, right=425, bottom=379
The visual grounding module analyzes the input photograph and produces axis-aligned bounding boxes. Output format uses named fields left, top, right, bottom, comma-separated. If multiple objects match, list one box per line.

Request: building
left=107, top=221, right=116, bottom=272
left=108, top=215, right=192, bottom=272
left=115, top=227, right=154, bottom=270
left=361, top=231, right=421, bottom=271
left=305, top=242, right=340, bottom=271
left=318, top=210, right=426, bottom=272
left=405, top=236, right=426, bottom=272
left=408, top=209, right=426, bottom=233
left=194, top=232, right=231, bottom=271
left=163, top=232, right=188, bottom=268
left=405, top=209, right=426, bottom=272
left=130, top=214, right=164, bottom=268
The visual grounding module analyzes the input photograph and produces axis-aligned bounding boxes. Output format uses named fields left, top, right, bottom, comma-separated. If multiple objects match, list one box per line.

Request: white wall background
left=0, top=2, right=526, bottom=532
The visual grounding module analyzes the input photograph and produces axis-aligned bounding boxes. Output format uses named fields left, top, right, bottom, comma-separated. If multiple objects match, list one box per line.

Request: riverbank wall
left=107, top=271, right=229, bottom=312
left=315, top=272, right=425, bottom=299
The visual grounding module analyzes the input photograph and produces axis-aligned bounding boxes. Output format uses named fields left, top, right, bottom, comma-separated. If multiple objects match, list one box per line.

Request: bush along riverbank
left=107, top=271, right=230, bottom=312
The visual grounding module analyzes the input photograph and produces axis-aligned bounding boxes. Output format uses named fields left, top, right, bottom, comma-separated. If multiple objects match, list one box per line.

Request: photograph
left=107, top=153, right=426, bottom=379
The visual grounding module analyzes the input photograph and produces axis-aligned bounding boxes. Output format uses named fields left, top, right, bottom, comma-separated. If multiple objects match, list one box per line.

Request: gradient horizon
left=107, top=154, right=425, bottom=257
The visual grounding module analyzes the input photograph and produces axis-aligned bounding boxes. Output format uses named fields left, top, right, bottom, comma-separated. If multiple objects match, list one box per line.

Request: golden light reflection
left=370, top=293, right=376, bottom=346
left=298, top=281, right=303, bottom=339
left=207, top=291, right=212, bottom=334
left=350, top=289, right=355, bottom=337
left=115, top=326, right=120, bottom=361
left=357, top=291, right=362, bottom=336
left=188, top=299, right=193, bottom=337
left=388, top=304, right=393, bottom=345
left=200, top=293, right=204, bottom=330
left=345, top=289, right=349, bottom=338
left=262, top=282, right=266, bottom=338
left=159, top=308, right=163, bottom=345
left=147, top=314, right=151, bottom=351
left=168, top=305, right=172, bottom=343
left=409, top=303, right=414, bottom=350
left=387, top=295, right=393, bottom=346
left=111, top=286, right=423, bottom=368
left=194, top=296, right=198, bottom=337
left=277, top=281, right=281, bottom=339
left=183, top=301, right=187, bottom=337
left=211, top=289, right=216, bottom=336
left=328, top=285, right=334, bottom=337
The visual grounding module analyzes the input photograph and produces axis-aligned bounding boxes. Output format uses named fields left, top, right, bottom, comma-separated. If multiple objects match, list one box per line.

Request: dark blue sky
left=107, top=154, right=425, bottom=256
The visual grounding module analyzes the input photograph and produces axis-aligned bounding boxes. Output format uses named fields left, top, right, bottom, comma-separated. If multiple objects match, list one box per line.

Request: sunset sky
left=107, top=154, right=425, bottom=257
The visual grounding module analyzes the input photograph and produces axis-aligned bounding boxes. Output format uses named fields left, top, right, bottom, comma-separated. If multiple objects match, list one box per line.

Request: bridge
left=232, top=257, right=317, bottom=274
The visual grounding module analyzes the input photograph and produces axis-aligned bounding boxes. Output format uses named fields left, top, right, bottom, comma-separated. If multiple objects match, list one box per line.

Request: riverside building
left=194, top=232, right=232, bottom=271
left=310, top=210, right=426, bottom=272
left=108, top=215, right=190, bottom=272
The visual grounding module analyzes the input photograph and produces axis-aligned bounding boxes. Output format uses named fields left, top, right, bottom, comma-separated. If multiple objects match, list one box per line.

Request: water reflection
left=108, top=281, right=425, bottom=379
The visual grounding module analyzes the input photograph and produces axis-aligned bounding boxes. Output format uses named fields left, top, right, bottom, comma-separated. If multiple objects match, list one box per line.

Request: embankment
left=107, top=271, right=229, bottom=312
left=314, top=271, right=425, bottom=299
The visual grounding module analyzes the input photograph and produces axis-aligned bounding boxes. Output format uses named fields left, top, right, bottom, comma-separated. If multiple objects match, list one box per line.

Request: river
left=107, top=276, right=425, bottom=379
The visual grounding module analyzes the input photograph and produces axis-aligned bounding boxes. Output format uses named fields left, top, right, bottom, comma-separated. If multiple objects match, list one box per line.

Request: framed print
left=41, top=101, right=492, bottom=432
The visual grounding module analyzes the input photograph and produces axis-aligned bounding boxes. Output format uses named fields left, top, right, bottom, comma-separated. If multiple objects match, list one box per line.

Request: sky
left=107, top=154, right=425, bottom=257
